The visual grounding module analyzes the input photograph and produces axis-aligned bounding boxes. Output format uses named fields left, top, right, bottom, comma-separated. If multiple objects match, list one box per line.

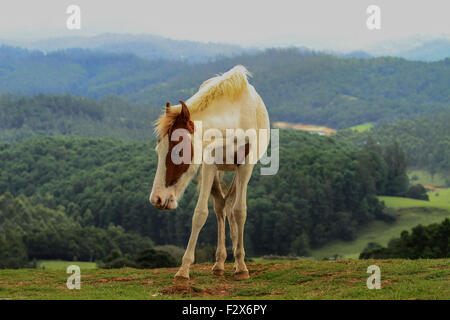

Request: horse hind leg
left=210, top=173, right=227, bottom=276
left=224, top=174, right=238, bottom=272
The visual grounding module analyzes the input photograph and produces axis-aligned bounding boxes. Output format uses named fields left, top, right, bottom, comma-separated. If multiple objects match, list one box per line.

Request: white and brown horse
left=149, top=65, right=270, bottom=282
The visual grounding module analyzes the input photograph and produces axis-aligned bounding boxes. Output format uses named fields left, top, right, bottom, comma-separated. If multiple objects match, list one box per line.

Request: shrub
left=406, top=184, right=429, bottom=200
left=154, top=245, right=185, bottom=264
left=100, top=257, right=136, bottom=269
left=195, top=246, right=216, bottom=263
left=360, top=219, right=450, bottom=259
left=134, top=249, right=177, bottom=269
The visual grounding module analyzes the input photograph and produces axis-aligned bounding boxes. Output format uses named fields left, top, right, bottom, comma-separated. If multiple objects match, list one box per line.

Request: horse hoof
left=234, top=270, right=250, bottom=280
left=174, top=275, right=189, bottom=286
left=213, top=269, right=224, bottom=276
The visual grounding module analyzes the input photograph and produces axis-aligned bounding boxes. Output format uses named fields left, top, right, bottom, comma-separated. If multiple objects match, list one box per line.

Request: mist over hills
left=0, top=45, right=448, bottom=130
left=2, top=33, right=449, bottom=62
left=365, top=36, right=450, bottom=62
left=1, top=33, right=250, bottom=63
left=396, top=39, right=450, bottom=62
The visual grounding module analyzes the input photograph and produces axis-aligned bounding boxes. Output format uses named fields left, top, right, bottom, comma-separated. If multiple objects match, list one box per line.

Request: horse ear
left=165, top=102, right=171, bottom=114
left=179, top=100, right=190, bottom=120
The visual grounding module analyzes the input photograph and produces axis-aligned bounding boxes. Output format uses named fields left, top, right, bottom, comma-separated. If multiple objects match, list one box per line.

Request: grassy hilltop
left=312, top=186, right=450, bottom=259
left=0, top=259, right=449, bottom=300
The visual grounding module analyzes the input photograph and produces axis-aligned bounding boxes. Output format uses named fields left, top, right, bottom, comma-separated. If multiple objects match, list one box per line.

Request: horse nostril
left=156, top=196, right=162, bottom=205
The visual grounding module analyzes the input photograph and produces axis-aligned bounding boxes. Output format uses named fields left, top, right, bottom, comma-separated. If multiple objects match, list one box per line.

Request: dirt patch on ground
left=273, top=121, right=336, bottom=136
left=269, top=290, right=285, bottom=296
left=0, top=280, right=45, bottom=288
left=381, top=278, right=398, bottom=288
left=160, top=284, right=233, bottom=297
left=160, top=275, right=242, bottom=297
left=424, top=185, right=442, bottom=191
left=347, top=277, right=360, bottom=284
left=86, top=276, right=138, bottom=285
left=430, top=265, right=448, bottom=270
left=159, top=267, right=259, bottom=297
left=248, top=263, right=290, bottom=276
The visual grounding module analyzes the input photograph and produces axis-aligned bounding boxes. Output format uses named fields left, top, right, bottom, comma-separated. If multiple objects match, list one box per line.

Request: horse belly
left=216, top=164, right=238, bottom=171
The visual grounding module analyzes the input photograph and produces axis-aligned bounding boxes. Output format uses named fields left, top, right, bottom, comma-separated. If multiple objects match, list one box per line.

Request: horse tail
left=197, top=169, right=236, bottom=200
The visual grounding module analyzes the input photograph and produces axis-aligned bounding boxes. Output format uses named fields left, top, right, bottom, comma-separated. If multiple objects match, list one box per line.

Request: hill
left=0, top=47, right=449, bottom=128
left=7, top=34, right=450, bottom=62
left=0, top=259, right=448, bottom=299
left=2, top=33, right=248, bottom=63
left=338, top=111, right=450, bottom=176
left=311, top=188, right=450, bottom=259
left=366, top=36, right=450, bottom=62
left=0, top=192, right=154, bottom=268
left=0, top=94, right=157, bottom=142
left=0, top=131, right=404, bottom=259
left=396, top=39, right=450, bottom=62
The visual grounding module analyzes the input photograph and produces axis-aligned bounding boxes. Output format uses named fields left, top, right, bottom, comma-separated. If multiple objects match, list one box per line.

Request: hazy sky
left=0, top=0, right=449, bottom=50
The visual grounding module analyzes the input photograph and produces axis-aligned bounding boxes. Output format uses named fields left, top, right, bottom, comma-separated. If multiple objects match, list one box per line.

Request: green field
left=312, top=189, right=450, bottom=259
left=0, top=259, right=448, bottom=300
left=3, top=187, right=448, bottom=300
left=348, top=122, right=374, bottom=132
left=380, top=189, right=450, bottom=211
left=408, top=170, right=447, bottom=187
left=38, top=260, right=97, bottom=270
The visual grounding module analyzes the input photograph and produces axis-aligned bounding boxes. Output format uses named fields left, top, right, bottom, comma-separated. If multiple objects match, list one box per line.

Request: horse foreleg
left=232, top=164, right=253, bottom=280
left=174, top=164, right=216, bottom=283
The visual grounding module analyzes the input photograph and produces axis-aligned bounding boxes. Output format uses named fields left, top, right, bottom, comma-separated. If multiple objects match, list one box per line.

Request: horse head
left=149, top=100, right=197, bottom=210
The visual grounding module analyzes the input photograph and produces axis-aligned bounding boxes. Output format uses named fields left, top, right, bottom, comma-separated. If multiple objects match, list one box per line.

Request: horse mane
left=154, top=65, right=251, bottom=137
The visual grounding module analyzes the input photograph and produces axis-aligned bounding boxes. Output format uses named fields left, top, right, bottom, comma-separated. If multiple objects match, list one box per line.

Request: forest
left=338, top=112, right=450, bottom=179
left=0, top=193, right=153, bottom=268
left=0, top=94, right=158, bottom=142
left=0, top=46, right=449, bottom=128
left=0, top=46, right=448, bottom=268
left=360, top=218, right=450, bottom=259
left=0, top=128, right=419, bottom=267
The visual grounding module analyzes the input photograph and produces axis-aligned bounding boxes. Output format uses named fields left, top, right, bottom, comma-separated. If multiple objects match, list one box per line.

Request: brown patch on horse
left=234, top=143, right=250, bottom=165
left=165, top=101, right=195, bottom=187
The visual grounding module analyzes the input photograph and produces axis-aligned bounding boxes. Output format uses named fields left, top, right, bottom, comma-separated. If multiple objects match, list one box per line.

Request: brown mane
left=154, top=109, right=180, bottom=137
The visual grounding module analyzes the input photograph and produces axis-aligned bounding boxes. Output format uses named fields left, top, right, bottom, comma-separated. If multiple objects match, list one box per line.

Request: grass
left=408, top=169, right=447, bottom=187
left=0, top=259, right=448, bottom=300
left=311, top=189, right=450, bottom=259
left=428, top=188, right=450, bottom=207
left=311, top=207, right=449, bottom=259
left=379, top=189, right=450, bottom=212
left=3, top=174, right=448, bottom=300
left=38, top=260, right=97, bottom=270
left=348, top=122, right=374, bottom=132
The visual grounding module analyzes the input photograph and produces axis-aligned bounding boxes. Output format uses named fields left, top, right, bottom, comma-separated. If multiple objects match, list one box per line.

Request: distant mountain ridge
left=1, top=33, right=251, bottom=63
left=397, top=39, right=450, bottom=62
left=0, top=45, right=449, bottom=130
left=2, top=33, right=449, bottom=62
left=365, top=36, right=450, bottom=62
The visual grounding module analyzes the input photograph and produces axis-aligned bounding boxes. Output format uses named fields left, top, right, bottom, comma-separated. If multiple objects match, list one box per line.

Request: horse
left=149, top=65, right=270, bottom=282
